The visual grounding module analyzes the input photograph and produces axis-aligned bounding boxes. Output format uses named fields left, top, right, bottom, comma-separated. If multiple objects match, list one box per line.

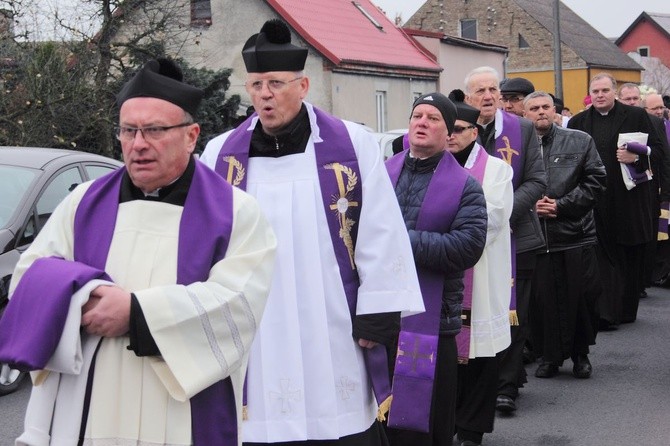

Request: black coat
left=538, top=125, right=606, bottom=252
left=568, top=101, right=662, bottom=246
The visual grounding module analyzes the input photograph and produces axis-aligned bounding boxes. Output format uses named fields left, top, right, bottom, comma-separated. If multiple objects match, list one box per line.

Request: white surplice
left=201, top=103, right=424, bottom=442
left=10, top=176, right=277, bottom=446
left=464, top=144, right=514, bottom=357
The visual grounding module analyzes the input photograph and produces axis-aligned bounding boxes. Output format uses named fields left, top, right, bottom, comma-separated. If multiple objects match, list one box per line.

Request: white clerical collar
left=142, top=175, right=181, bottom=197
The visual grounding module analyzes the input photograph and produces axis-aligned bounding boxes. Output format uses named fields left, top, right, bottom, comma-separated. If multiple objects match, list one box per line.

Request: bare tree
left=0, top=0, right=239, bottom=156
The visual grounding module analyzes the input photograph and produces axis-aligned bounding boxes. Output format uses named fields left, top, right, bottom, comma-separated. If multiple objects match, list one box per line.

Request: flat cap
left=500, top=77, right=535, bottom=96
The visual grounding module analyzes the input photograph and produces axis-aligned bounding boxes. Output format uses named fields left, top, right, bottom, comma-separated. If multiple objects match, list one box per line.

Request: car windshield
left=0, top=165, right=38, bottom=229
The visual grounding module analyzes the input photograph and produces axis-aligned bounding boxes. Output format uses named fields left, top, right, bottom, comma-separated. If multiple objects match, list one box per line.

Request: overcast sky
left=371, top=0, right=670, bottom=38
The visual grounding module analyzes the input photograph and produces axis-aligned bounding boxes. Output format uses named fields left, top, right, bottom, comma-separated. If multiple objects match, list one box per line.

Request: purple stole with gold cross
left=215, top=107, right=394, bottom=419
left=495, top=111, right=523, bottom=326
left=385, top=150, right=469, bottom=432
left=74, top=162, right=238, bottom=445
left=456, top=146, right=489, bottom=363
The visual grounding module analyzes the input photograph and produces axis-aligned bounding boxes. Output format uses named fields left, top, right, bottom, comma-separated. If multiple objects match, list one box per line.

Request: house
left=406, top=0, right=643, bottom=114
left=404, top=29, right=508, bottom=95
left=162, top=0, right=443, bottom=132
left=616, top=12, right=670, bottom=70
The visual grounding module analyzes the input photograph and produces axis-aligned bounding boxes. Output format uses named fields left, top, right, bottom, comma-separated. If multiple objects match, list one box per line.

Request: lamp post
left=553, top=0, right=564, bottom=99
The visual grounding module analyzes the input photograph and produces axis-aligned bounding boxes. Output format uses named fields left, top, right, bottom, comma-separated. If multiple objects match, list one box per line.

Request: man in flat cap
left=500, top=77, right=535, bottom=117
left=384, top=93, right=487, bottom=446
left=446, top=101, right=513, bottom=446
left=201, top=19, right=423, bottom=445
left=0, top=58, right=276, bottom=445
left=463, top=66, right=546, bottom=414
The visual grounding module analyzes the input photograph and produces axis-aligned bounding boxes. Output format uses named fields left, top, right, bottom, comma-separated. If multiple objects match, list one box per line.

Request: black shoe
left=522, top=345, right=536, bottom=364
left=461, top=441, right=481, bottom=446
left=496, top=395, right=516, bottom=413
left=640, top=290, right=648, bottom=299
left=572, top=355, right=592, bottom=379
left=535, top=362, right=559, bottom=378
left=599, top=319, right=619, bottom=331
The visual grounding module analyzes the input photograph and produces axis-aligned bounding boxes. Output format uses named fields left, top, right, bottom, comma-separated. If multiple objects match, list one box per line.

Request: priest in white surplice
left=200, top=19, right=424, bottom=445
left=0, top=59, right=277, bottom=445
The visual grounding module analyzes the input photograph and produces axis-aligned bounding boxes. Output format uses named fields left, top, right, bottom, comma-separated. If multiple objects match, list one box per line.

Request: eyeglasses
left=451, top=125, right=476, bottom=135
left=115, top=122, right=193, bottom=141
left=501, top=96, right=524, bottom=104
left=246, top=77, right=303, bottom=93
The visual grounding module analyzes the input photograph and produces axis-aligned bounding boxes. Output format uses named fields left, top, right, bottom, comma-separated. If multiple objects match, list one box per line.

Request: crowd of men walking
left=1, top=16, right=669, bottom=446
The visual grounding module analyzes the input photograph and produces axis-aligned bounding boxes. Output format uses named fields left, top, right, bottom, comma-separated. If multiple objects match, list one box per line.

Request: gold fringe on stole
left=509, top=310, right=519, bottom=326
left=376, top=395, right=393, bottom=422
left=242, top=405, right=248, bottom=421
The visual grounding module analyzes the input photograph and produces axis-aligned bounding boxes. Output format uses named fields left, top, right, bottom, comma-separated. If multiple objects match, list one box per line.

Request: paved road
left=2, top=287, right=670, bottom=445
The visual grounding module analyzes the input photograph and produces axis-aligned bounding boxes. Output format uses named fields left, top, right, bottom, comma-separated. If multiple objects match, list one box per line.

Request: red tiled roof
left=266, top=0, right=441, bottom=73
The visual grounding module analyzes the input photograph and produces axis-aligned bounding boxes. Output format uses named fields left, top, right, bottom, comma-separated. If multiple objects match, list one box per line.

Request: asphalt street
left=1, top=286, right=670, bottom=445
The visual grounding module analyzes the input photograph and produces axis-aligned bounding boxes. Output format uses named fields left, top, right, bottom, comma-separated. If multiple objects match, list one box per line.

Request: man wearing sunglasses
left=1, top=58, right=277, bottom=445
left=201, top=19, right=424, bottom=446
left=446, top=100, right=513, bottom=446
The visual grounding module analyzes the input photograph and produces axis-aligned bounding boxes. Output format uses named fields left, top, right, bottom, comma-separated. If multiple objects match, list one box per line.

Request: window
left=191, top=0, right=212, bottom=27
left=460, top=19, right=477, bottom=40
left=638, top=46, right=650, bottom=57
left=85, top=164, right=118, bottom=181
left=35, top=167, right=83, bottom=232
left=376, top=91, right=387, bottom=133
left=518, top=33, right=530, bottom=49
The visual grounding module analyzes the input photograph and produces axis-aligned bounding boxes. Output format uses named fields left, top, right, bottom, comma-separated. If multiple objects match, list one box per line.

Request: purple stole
left=0, top=258, right=111, bottom=369
left=495, top=111, right=523, bottom=325
left=215, top=108, right=393, bottom=416
left=385, top=150, right=469, bottom=432
left=74, top=162, right=237, bottom=445
left=456, top=147, right=489, bottom=363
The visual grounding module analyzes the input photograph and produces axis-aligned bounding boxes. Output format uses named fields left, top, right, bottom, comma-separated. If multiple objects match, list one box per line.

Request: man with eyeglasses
left=201, top=19, right=424, bottom=446
left=523, top=91, right=605, bottom=381
left=463, top=66, right=546, bottom=414
left=500, top=77, right=535, bottom=117
left=445, top=99, right=513, bottom=446
left=384, top=92, right=487, bottom=446
left=0, top=58, right=277, bottom=445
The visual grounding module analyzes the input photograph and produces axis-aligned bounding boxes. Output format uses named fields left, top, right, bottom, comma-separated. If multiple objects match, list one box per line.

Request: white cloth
left=464, top=144, right=514, bottom=357
left=16, top=280, right=107, bottom=446
left=201, top=103, right=424, bottom=442
left=10, top=180, right=277, bottom=445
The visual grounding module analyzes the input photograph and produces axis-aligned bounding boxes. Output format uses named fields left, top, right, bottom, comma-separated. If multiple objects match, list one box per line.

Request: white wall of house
left=413, top=35, right=507, bottom=94
left=330, top=72, right=435, bottom=131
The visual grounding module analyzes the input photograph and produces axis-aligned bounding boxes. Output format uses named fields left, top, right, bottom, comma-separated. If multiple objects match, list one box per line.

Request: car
left=369, top=129, right=407, bottom=160
left=0, top=146, right=122, bottom=396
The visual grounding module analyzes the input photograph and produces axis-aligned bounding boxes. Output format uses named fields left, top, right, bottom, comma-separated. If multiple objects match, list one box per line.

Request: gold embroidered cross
left=223, top=156, right=245, bottom=186
left=397, top=337, right=435, bottom=372
left=496, top=136, right=519, bottom=166
left=327, top=162, right=359, bottom=269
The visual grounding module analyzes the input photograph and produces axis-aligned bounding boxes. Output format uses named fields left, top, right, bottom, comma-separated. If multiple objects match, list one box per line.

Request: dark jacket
left=480, top=111, right=546, bottom=254
left=537, top=125, right=606, bottom=252
left=394, top=151, right=487, bottom=335
left=568, top=101, right=662, bottom=246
